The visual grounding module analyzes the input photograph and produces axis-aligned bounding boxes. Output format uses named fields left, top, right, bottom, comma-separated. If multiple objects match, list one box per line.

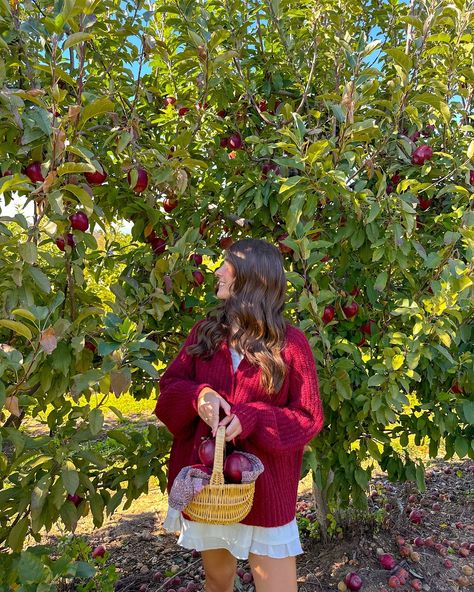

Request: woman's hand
left=197, top=388, right=232, bottom=437
left=218, top=413, right=243, bottom=442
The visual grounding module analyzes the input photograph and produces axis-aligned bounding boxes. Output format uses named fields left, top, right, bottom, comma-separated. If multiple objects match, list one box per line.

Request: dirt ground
left=23, top=416, right=474, bottom=592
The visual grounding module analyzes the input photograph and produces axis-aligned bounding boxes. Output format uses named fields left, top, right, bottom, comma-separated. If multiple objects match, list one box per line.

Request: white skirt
left=162, top=506, right=303, bottom=560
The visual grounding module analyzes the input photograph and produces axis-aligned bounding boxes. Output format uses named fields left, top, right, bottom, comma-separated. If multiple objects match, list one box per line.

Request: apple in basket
left=191, top=463, right=213, bottom=476
left=224, top=452, right=253, bottom=484
left=198, top=437, right=219, bottom=468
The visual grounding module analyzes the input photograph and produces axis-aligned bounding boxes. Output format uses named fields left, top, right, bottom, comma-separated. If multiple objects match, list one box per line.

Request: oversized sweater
left=153, top=319, right=325, bottom=527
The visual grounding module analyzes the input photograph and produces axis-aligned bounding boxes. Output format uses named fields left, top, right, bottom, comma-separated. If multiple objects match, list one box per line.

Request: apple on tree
left=322, top=305, right=335, bottom=324
left=69, top=211, right=89, bottom=232
left=24, top=161, right=44, bottom=183
left=85, top=166, right=107, bottom=185
left=411, top=144, right=433, bottom=165
left=342, top=301, right=359, bottom=319
left=127, top=167, right=149, bottom=193
left=56, top=233, right=75, bottom=251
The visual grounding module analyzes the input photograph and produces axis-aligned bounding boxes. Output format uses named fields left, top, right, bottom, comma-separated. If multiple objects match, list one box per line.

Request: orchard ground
left=23, top=396, right=474, bottom=592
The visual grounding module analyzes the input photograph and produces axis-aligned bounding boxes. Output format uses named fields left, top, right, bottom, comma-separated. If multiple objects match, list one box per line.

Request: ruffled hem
left=161, top=505, right=303, bottom=559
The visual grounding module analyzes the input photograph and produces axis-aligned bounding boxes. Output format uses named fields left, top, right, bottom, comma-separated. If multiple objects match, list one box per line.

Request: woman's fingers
left=224, top=415, right=243, bottom=441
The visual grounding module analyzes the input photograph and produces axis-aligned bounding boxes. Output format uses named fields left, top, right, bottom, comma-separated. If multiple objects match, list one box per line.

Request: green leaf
left=89, top=408, right=104, bottom=436
left=454, top=436, right=468, bottom=458
left=78, top=97, right=114, bottom=130
left=57, top=162, right=95, bottom=176
left=133, top=359, right=159, bottom=378
left=7, top=516, right=29, bottom=553
left=11, top=308, right=36, bottom=322
left=61, top=460, right=80, bottom=495
left=374, top=271, right=388, bottom=292
left=19, top=242, right=37, bottom=265
left=354, top=467, right=369, bottom=490
left=63, top=32, right=93, bottom=50
left=368, top=374, right=386, bottom=387
left=367, top=202, right=381, bottom=223
left=110, top=368, right=131, bottom=396
left=63, top=184, right=94, bottom=215
left=462, top=401, right=474, bottom=425
left=285, top=193, right=305, bottom=235
left=28, top=267, right=51, bottom=293
left=17, top=550, right=45, bottom=581
left=0, top=319, right=32, bottom=340
left=467, top=140, right=474, bottom=160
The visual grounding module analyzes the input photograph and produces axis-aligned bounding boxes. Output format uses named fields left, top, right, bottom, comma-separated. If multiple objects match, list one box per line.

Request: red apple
left=451, top=382, right=463, bottom=394
left=180, top=301, right=193, bottom=314
left=84, top=340, right=96, bottom=353
left=322, top=305, right=335, bottom=324
left=470, top=170, right=474, bottom=185
left=217, top=109, right=226, bottom=117
left=410, top=579, right=422, bottom=591
left=91, top=545, right=105, bottom=558
left=178, top=107, right=189, bottom=116
left=413, top=537, right=424, bottom=547
left=163, top=198, right=178, bottom=213
left=350, top=286, right=360, bottom=296
left=192, top=270, right=205, bottom=286
left=190, top=253, right=203, bottom=266
left=379, top=553, right=396, bottom=569
left=443, top=559, right=453, bottom=569
left=258, top=99, right=267, bottom=111
left=321, top=254, right=331, bottom=263
left=411, top=144, right=433, bottom=165
left=342, top=301, right=359, bottom=319
left=127, top=167, right=148, bottom=193
left=165, top=96, right=176, bottom=106
left=409, top=130, right=421, bottom=142
left=361, top=319, right=376, bottom=336
left=388, top=576, right=400, bottom=589
left=386, top=183, right=394, bottom=194
left=220, top=137, right=229, bottom=148
left=70, top=211, right=89, bottom=232
left=418, top=195, right=432, bottom=210
left=1, top=169, right=12, bottom=177
left=56, top=233, right=75, bottom=251
left=409, top=509, right=423, bottom=524
left=85, top=168, right=107, bottom=185
left=198, top=438, right=216, bottom=468
left=432, top=502, right=441, bottom=511
left=344, top=572, right=362, bottom=591
left=25, top=161, right=44, bottom=183
left=67, top=493, right=83, bottom=506
left=220, top=236, right=233, bottom=249
left=223, top=452, right=253, bottom=483
left=228, top=133, right=243, bottom=150
left=391, top=173, right=402, bottom=184
left=151, top=237, right=166, bottom=255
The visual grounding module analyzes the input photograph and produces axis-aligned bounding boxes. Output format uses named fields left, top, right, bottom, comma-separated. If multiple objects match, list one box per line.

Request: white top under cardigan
left=161, top=347, right=304, bottom=559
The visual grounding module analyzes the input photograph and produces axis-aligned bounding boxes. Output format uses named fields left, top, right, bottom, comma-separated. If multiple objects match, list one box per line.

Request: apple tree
left=0, top=1, right=473, bottom=577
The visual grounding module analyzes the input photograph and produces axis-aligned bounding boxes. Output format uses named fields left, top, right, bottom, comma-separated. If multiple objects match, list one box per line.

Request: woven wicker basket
left=184, top=425, right=255, bottom=524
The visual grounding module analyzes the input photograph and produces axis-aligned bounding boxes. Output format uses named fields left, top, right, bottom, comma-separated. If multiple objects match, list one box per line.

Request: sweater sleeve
left=231, top=329, right=324, bottom=453
left=153, top=320, right=214, bottom=438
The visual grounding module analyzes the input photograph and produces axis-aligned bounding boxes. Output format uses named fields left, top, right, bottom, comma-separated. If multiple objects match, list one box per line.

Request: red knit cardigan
left=153, top=319, right=325, bottom=527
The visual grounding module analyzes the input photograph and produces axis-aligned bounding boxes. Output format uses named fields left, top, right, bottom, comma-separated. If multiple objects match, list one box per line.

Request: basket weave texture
left=184, top=425, right=256, bottom=524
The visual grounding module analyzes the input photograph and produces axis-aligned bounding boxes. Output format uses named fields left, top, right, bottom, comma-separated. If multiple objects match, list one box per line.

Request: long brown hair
left=186, top=238, right=288, bottom=395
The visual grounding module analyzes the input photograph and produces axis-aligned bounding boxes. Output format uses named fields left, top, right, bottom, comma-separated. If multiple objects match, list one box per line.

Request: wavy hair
left=186, top=238, right=288, bottom=395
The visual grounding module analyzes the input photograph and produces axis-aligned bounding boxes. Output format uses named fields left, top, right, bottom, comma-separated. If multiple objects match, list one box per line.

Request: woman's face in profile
left=215, top=257, right=236, bottom=300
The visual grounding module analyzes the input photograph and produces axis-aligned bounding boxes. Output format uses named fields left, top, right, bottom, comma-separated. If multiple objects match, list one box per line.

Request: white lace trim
left=162, top=506, right=303, bottom=560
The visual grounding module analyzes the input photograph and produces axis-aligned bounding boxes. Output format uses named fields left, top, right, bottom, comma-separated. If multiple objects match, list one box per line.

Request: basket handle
left=210, top=425, right=226, bottom=486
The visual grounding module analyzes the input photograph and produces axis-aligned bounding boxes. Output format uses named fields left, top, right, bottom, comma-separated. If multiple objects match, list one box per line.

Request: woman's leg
left=248, top=552, right=298, bottom=592
left=201, top=548, right=237, bottom=592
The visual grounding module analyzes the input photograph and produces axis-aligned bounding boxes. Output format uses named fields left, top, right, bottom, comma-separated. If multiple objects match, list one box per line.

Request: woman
left=154, top=238, right=324, bottom=592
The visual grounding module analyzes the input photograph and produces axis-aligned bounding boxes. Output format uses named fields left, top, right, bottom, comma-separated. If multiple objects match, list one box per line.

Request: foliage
left=0, top=0, right=473, bottom=550
left=0, top=534, right=118, bottom=592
